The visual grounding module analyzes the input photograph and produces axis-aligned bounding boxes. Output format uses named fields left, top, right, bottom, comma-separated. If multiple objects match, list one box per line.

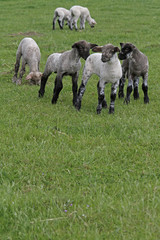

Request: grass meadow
left=1, top=0, right=160, bottom=239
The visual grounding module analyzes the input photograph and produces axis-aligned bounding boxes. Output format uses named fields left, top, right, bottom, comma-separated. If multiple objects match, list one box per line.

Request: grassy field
left=1, top=0, right=160, bottom=239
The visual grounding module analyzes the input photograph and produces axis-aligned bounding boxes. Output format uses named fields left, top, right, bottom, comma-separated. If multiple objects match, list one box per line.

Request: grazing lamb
left=118, top=42, right=149, bottom=104
left=38, top=40, right=97, bottom=106
left=75, top=44, right=122, bottom=114
left=12, top=37, right=42, bottom=85
left=69, top=5, right=96, bottom=30
left=53, top=7, right=71, bottom=30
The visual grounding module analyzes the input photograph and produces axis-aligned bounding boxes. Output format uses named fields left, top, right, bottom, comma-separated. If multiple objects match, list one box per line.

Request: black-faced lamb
left=118, top=42, right=149, bottom=104
left=69, top=5, right=96, bottom=30
left=75, top=44, right=122, bottom=114
left=38, top=40, right=97, bottom=106
left=12, top=37, right=42, bottom=85
left=53, top=7, right=71, bottom=30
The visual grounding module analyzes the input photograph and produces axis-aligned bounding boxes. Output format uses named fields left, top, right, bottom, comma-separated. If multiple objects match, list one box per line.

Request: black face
left=79, top=47, right=90, bottom=60
left=118, top=43, right=133, bottom=60
left=74, top=41, right=90, bottom=60
left=78, top=44, right=90, bottom=60
left=72, top=41, right=98, bottom=60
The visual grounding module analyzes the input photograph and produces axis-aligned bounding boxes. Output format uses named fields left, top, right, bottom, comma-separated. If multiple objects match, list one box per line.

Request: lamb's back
left=19, top=38, right=40, bottom=61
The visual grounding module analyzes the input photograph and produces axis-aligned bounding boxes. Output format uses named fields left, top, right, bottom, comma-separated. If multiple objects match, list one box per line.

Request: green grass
left=1, top=0, right=160, bottom=239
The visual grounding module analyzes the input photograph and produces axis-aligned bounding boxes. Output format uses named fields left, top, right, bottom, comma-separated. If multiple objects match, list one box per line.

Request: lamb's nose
left=101, top=56, right=106, bottom=62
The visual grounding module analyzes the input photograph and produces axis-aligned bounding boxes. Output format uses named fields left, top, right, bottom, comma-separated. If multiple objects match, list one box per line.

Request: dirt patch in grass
left=8, top=31, right=43, bottom=37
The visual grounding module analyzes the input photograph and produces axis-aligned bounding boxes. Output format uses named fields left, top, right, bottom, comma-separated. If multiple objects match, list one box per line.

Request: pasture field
left=0, top=0, right=160, bottom=239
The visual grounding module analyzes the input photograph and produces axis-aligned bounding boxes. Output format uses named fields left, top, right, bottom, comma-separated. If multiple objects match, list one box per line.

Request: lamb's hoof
left=118, top=91, right=124, bottom=98
left=102, top=100, right=107, bottom=109
left=75, top=102, right=81, bottom=111
left=134, top=95, right=139, bottom=100
left=12, top=76, right=17, bottom=83
left=38, top=91, right=44, bottom=98
left=51, top=98, right=57, bottom=104
left=124, top=98, right=130, bottom=104
left=16, top=79, right=22, bottom=85
left=144, top=96, right=149, bottom=104
left=109, top=107, right=114, bottom=114
left=133, top=93, right=139, bottom=100
left=96, top=107, right=102, bottom=114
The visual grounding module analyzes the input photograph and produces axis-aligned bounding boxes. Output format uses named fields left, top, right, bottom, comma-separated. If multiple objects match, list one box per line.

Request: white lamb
left=53, top=7, right=71, bottom=30
left=69, top=5, right=96, bottom=30
left=12, top=37, right=42, bottom=85
left=75, top=44, right=122, bottom=114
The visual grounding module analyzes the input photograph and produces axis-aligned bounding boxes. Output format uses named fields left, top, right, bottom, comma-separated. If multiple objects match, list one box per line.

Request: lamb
left=38, top=40, right=97, bottom=106
left=118, top=42, right=149, bottom=104
left=69, top=5, right=96, bottom=30
left=12, top=37, right=42, bottom=85
left=75, top=44, right=122, bottom=114
left=53, top=7, right=71, bottom=30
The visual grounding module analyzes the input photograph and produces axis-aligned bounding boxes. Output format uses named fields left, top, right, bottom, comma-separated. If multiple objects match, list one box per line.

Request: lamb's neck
left=71, top=48, right=81, bottom=63
left=86, top=15, right=93, bottom=24
left=108, top=54, right=119, bottom=65
left=29, top=59, right=39, bottom=72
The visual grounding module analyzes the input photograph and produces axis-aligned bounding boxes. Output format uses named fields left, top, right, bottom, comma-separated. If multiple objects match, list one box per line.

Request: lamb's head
left=118, top=42, right=136, bottom=60
left=72, top=40, right=98, bottom=60
left=90, top=18, right=97, bottom=28
left=26, top=71, right=42, bottom=85
left=92, top=44, right=120, bottom=62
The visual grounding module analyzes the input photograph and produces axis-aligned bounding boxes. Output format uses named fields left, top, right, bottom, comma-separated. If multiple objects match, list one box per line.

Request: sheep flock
left=12, top=5, right=149, bottom=114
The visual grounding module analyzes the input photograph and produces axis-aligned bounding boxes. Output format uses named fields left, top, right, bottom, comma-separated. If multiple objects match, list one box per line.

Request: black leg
left=58, top=19, right=63, bottom=29
left=38, top=73, right=49, bottom=97
left=51, top=76, right=63, bottom=104
left=124, top=85, right=132, bottom=104
left=12, top=58, right=20, bottom=83
left=133, top=86, right=139, bottom=100
left=109, top=93, right=116, bottom=114
left=97, top=84, right=105, bottom=114
left=118, top=75, right=125, bottom=98
left=97, top=81, right=107, bottom=108
left=142, top=73, right=149, bottom=104
left=72, top=73, right=78, bottom=106
left=133, top=77, right=139, bottom=100
left=142, top=83, right=149, bottom=103
left=109, top=82, right=118, bottom=114
left=75, top=82, right=86, bottom=110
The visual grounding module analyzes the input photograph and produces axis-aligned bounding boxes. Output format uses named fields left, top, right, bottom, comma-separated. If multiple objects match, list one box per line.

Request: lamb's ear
left=120, top=43, right=124, bottom=48
left=92, top=46, right=103, bottom=52
left=90, top=43, right=98, bottom=49
left=72, top=42, right=78, bottom=48
left=114, top=47, right=120, bottom=52
left=26, top=72, right=33, bottom=80
left=130, top=43, right=136, bottom=50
